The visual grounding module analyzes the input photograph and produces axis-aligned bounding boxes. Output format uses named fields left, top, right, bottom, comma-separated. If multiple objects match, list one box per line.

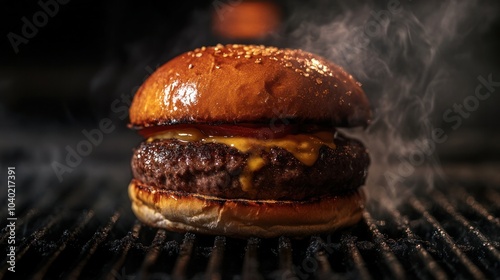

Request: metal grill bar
left=3, top=175, right=109, bottom=278
left=65, top=210, right=121, bottom=279
left=431, top=190, right=500, bottom=274
left=0, top=211, right=64, bottom=278
left=456, top=188, right=500, bottom=228
left=0, top=178, right=86, bottom=249
left=383, top=200, right=447, bottom=280
left=309, top=236, right=334, bottom=280
left=138, top=229, right=167, bottom=278
left=409, top=197, right=486, bottom=279
left=105, top=220, right=142, bottom=280
left=343, top=235, right=372, bottom=280
left=276, top=236, right=294, bottom=279
left=0, top=208, right=37, bottom=245
left=363, top=211, right=405, bottom=279
left=204, top=236, right=225, bottom=280
left=314, top=251, right=333, bottom=280
left=172, top=233, right=196, bottom=280
left=32, top=210, right=95, bottom=280
left=2, top=169, right=499, bottom=279
left=242, top=237, right=262, bottom=280
left=433, top=190, right=500, bottom=245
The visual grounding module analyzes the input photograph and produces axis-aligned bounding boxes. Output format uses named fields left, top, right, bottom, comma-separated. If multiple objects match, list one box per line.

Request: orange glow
left=212, top=1, right=282, bottom=39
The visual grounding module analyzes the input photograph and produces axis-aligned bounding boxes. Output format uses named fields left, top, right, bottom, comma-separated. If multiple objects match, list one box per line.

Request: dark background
left=1, top=0, right=500, bottom=186
left=1, top=2, right=499, bottom=278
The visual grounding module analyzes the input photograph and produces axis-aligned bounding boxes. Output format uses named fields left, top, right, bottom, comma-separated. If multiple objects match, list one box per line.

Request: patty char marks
left=131, top=134, right=369, bottom=200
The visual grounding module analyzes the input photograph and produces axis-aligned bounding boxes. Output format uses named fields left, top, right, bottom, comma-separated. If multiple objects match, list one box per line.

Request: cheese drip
left=148, top=128, right=336, bottom=191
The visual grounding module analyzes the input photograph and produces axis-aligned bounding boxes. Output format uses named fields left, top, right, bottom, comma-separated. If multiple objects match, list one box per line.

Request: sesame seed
left=188, top=64, right=194, bottom=69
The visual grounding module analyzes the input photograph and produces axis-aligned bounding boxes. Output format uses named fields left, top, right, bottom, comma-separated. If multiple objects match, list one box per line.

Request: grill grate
left=1, top=172, right=500, bottom=280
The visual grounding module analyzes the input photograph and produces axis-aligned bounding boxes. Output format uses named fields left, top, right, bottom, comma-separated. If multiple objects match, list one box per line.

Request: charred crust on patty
left=131, top=133, right=369, bottom=200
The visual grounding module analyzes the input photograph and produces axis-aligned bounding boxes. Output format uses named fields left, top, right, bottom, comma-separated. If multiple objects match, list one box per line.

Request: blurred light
left=212, top=0, right=282, bottom=40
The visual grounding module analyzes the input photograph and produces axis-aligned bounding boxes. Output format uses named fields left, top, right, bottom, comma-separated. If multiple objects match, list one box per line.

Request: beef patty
left=131, top=134, right=369, bottom=201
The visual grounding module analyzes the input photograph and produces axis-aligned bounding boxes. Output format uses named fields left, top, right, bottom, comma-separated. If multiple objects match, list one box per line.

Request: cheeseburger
left=128, top=44, right=371, bottom=238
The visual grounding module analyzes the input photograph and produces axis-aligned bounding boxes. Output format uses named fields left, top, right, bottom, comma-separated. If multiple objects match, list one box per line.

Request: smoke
left=279, top=0, right=500, bottom=203
left=84, top=0, right=499, bottom=204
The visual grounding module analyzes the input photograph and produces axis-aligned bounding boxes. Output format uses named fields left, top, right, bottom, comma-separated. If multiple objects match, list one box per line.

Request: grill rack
left=1, top=172, right=499, bottom=280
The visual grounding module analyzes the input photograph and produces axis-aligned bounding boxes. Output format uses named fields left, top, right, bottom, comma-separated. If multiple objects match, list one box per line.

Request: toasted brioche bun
left=128, top=44, right=371, bottom=237
left=129, top=44, right=371, bottom=128
left=129, top=179, right=365, bottom=238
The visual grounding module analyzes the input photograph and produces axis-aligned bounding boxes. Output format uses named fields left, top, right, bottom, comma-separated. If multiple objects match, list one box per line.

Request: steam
left=85, top=0, right=498, bottom=204
left=280, top=0, right=499, bottom=203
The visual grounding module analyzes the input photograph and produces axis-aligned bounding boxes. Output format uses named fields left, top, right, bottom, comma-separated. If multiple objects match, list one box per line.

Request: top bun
left=129, top=44, right=371, bottom=128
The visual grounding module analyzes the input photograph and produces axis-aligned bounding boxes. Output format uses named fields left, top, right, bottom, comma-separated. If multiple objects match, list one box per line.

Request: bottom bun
left=129, top=179, right=365, bottom=238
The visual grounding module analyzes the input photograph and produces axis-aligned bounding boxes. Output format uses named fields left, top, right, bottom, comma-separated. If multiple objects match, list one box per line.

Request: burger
left=128, top=44, right=371, bottom=238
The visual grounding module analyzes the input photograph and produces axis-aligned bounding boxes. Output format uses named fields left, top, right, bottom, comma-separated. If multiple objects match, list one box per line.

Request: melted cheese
left=149, top=128, right=336, bottom=191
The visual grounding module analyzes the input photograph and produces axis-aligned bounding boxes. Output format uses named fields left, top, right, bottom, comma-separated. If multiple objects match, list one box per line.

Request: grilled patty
left=131, top=134, right=369, bottom=201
